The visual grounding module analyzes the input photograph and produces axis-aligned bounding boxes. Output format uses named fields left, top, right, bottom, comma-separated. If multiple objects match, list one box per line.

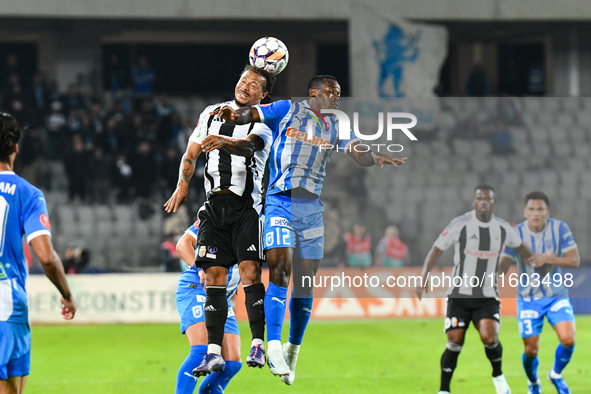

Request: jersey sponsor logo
left=440, top=227, right=449, bottom=236
left=550, top=299, right=571, bottom=312
left=520, top=310, right=539, bottom=319
left=196, top=295, right=206, bottom=303
left=193, top=219, right=200, bottom=229
left=197, top=246, right=207, bottom=258
left=0, top=182, right=16, bottom=195
left=286, top=127, right=330, bottom=149
left=266, top=232, right=273, bottom=247
left=463, top=249, right=498, bottom=259
left=40, top=213, right=51, bottom=230
left=270, top=217, right=292, bottom=228
left=303, top=226, right=324, bottom=240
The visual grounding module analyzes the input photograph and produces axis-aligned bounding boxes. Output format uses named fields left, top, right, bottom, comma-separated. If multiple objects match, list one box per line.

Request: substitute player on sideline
left=165, top=66, right=274, bottom=375
left=214, top=75, right=407, bottom=383
left=0, top=113, right=77, bottom=394
left=416, top=184, right=532, bottom=394
left=175, top=220, right=242, bottom=394
left=500, top=191, right=579, bottom=394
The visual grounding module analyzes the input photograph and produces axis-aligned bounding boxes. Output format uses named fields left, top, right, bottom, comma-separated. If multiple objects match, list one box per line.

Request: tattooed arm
left=200, top=134, right=265, bottom=158
left=164, top=141, right=202, bottom=213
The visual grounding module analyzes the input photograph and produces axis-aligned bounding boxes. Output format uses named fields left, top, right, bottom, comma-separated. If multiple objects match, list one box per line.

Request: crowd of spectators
left=1, top=53, right=204, bottom=206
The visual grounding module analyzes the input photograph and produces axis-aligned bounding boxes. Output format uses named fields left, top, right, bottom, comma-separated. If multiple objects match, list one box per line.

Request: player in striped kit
left=416, top=184, right=532, bottom=394
left=500, top=191, right=579, bottom=394
left=174, top=220, right=242, bottom=394
left=0, top=113, right=77, bottom=394
left=214, top=75, right=407, bottom=383
left=165, top=66, right=274, bottom=375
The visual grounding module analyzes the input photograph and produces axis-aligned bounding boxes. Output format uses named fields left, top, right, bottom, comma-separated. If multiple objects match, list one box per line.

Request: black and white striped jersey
left=189, top=101, right=272, bottom=213
left=434, top=210, right=522, bottom=298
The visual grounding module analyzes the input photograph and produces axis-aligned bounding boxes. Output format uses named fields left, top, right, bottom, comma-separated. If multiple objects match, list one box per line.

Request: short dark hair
left=307, top=75, right=339, bottom=94
left=0, top=113, right=21, bottom=162
left=474, top=184, right=495, bottom=193
left=525, top=191, right=550, bottom=207
left=241, top=65, right=276, bottom=104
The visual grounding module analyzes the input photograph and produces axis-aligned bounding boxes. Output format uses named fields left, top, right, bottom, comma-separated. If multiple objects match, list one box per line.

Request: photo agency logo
left=317, top=109, right=418, bottom=152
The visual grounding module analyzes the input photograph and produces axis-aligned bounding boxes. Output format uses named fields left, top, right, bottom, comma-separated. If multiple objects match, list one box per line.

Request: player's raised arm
left=201, top=133, right=265, bottom=157
left=416, top=245, right=444, bottom=300
left=30, top=235, right=77, bottom=320
left=164, top=141, right=202, bottom=213
left=346, top=141, right=407, bottom=168
left=176, top=232, right=197, bottom=267
left=212, top=106, right=260, bottom=125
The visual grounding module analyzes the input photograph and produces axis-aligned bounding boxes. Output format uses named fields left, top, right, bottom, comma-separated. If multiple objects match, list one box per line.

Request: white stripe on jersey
left=189, top=100, right=271, bottom=212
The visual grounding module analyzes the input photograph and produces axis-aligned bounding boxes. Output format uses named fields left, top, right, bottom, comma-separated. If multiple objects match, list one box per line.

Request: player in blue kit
left=500, top=191, right=579, bottom=394
left=175, top=220, right=242, bottom=394
left=0, top=113, right=77, bottom=394
left=215, top=75, right=407, bottom=383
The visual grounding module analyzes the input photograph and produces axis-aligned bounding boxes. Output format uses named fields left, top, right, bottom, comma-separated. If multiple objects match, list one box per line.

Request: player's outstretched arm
left=527, top=248, right=580, bottom=269
left=211, top=106, right=260, bottom=125
left=30, top=235, right=77, bottom=320
left=176, top=232, right=197, bottom=267
left=201, top=134, right=265, bottom=157
left=415, top=245, right=443, bottom=300
left=164, top=141, right=202, bottom=213
left=346, top=141, right=407, bottom=168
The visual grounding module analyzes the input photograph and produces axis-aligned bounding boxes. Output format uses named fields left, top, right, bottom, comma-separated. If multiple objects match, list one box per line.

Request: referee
left=416, top=184, right=533, bottom=394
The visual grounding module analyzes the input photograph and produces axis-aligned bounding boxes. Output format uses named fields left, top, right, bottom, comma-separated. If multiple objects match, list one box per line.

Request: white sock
left=208, top=344, right=222, bottom=355
left=252, top=338, right=265, bottom=350
left=268, top=340, right=282, bottom=353
left=550, top=369, right=562, bottom=379
left=285, top=342, right=300, bottom=354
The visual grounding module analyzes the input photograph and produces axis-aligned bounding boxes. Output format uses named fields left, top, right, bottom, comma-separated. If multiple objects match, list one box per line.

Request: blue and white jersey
left=255, top=100, right=359, bottom=197
left=0, top=171, right=51, bottom=323
left=183, top=220, right=240, bottom=298
left=502, top=218, right=576, bottom=299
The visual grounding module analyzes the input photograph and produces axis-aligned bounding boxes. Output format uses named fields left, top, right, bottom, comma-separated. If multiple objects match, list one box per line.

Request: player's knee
left=269, top=266, right=290, bottom=287
left=239, top=260, right=261, bottom=285
left=481, top=334, right=497, bottom=347
left=446, top=342, right=463, bottom=353
left=524, top=346, right=538, bottom=359
left=560, top=336, right=575, bottom=348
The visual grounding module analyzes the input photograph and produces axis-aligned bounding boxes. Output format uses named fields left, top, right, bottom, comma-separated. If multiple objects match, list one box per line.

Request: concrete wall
left=5, top=0, right=591, bottom=21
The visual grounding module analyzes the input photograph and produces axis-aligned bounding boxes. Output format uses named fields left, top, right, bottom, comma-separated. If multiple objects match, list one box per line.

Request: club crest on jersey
left=198, top=246, right=207, bottom=258
left=266, top=232, right=274, bottom=247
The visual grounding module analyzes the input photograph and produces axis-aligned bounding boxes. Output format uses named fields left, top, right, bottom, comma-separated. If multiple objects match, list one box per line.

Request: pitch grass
left=28, top=316, right=590, bottom=393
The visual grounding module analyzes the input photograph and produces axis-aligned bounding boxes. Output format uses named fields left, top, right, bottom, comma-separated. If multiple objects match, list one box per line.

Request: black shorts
left=444, top=297, right=501, bottom=332
left=195, top=193, right=264, bottom=270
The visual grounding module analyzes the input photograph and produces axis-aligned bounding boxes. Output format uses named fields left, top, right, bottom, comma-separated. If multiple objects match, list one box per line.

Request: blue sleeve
left=502, top=245, right=517, bottom=260
left=23, top=188, right=51, bottom=243
left=255, top=100, right=291, bottom=134
left=559, top=221, right=577, bottom=252
left=186, top=220, right=199, bottom=238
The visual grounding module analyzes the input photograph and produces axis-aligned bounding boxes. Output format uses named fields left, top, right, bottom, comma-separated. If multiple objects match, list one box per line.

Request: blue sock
left=265, top=282, right=288, bottom=342
left=176, top=345, right=207, bottom=394
left=553, top=344, right=575, bottom=374
left=288, top=291, right=313, bottom=346
left=522, top=352, right=539, bottom=383
left=198, top=361, right=242, bottom=394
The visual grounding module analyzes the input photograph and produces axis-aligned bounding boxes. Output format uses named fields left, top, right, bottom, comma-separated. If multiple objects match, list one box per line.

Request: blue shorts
left=517, top=297, right=576, bottom=338
left=0, top=321, right=31, bottom=379
left=264, top=193, right=324, bottom=259
left=175, top=270, right=239, bottom=336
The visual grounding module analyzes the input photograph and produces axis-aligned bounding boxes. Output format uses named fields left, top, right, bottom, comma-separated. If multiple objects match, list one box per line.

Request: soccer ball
left=249, top=37, right=289, bottom=75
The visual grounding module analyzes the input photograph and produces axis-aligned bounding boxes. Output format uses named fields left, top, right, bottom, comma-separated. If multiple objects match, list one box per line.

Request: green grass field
left=28, top=316, right=590, bottom=393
